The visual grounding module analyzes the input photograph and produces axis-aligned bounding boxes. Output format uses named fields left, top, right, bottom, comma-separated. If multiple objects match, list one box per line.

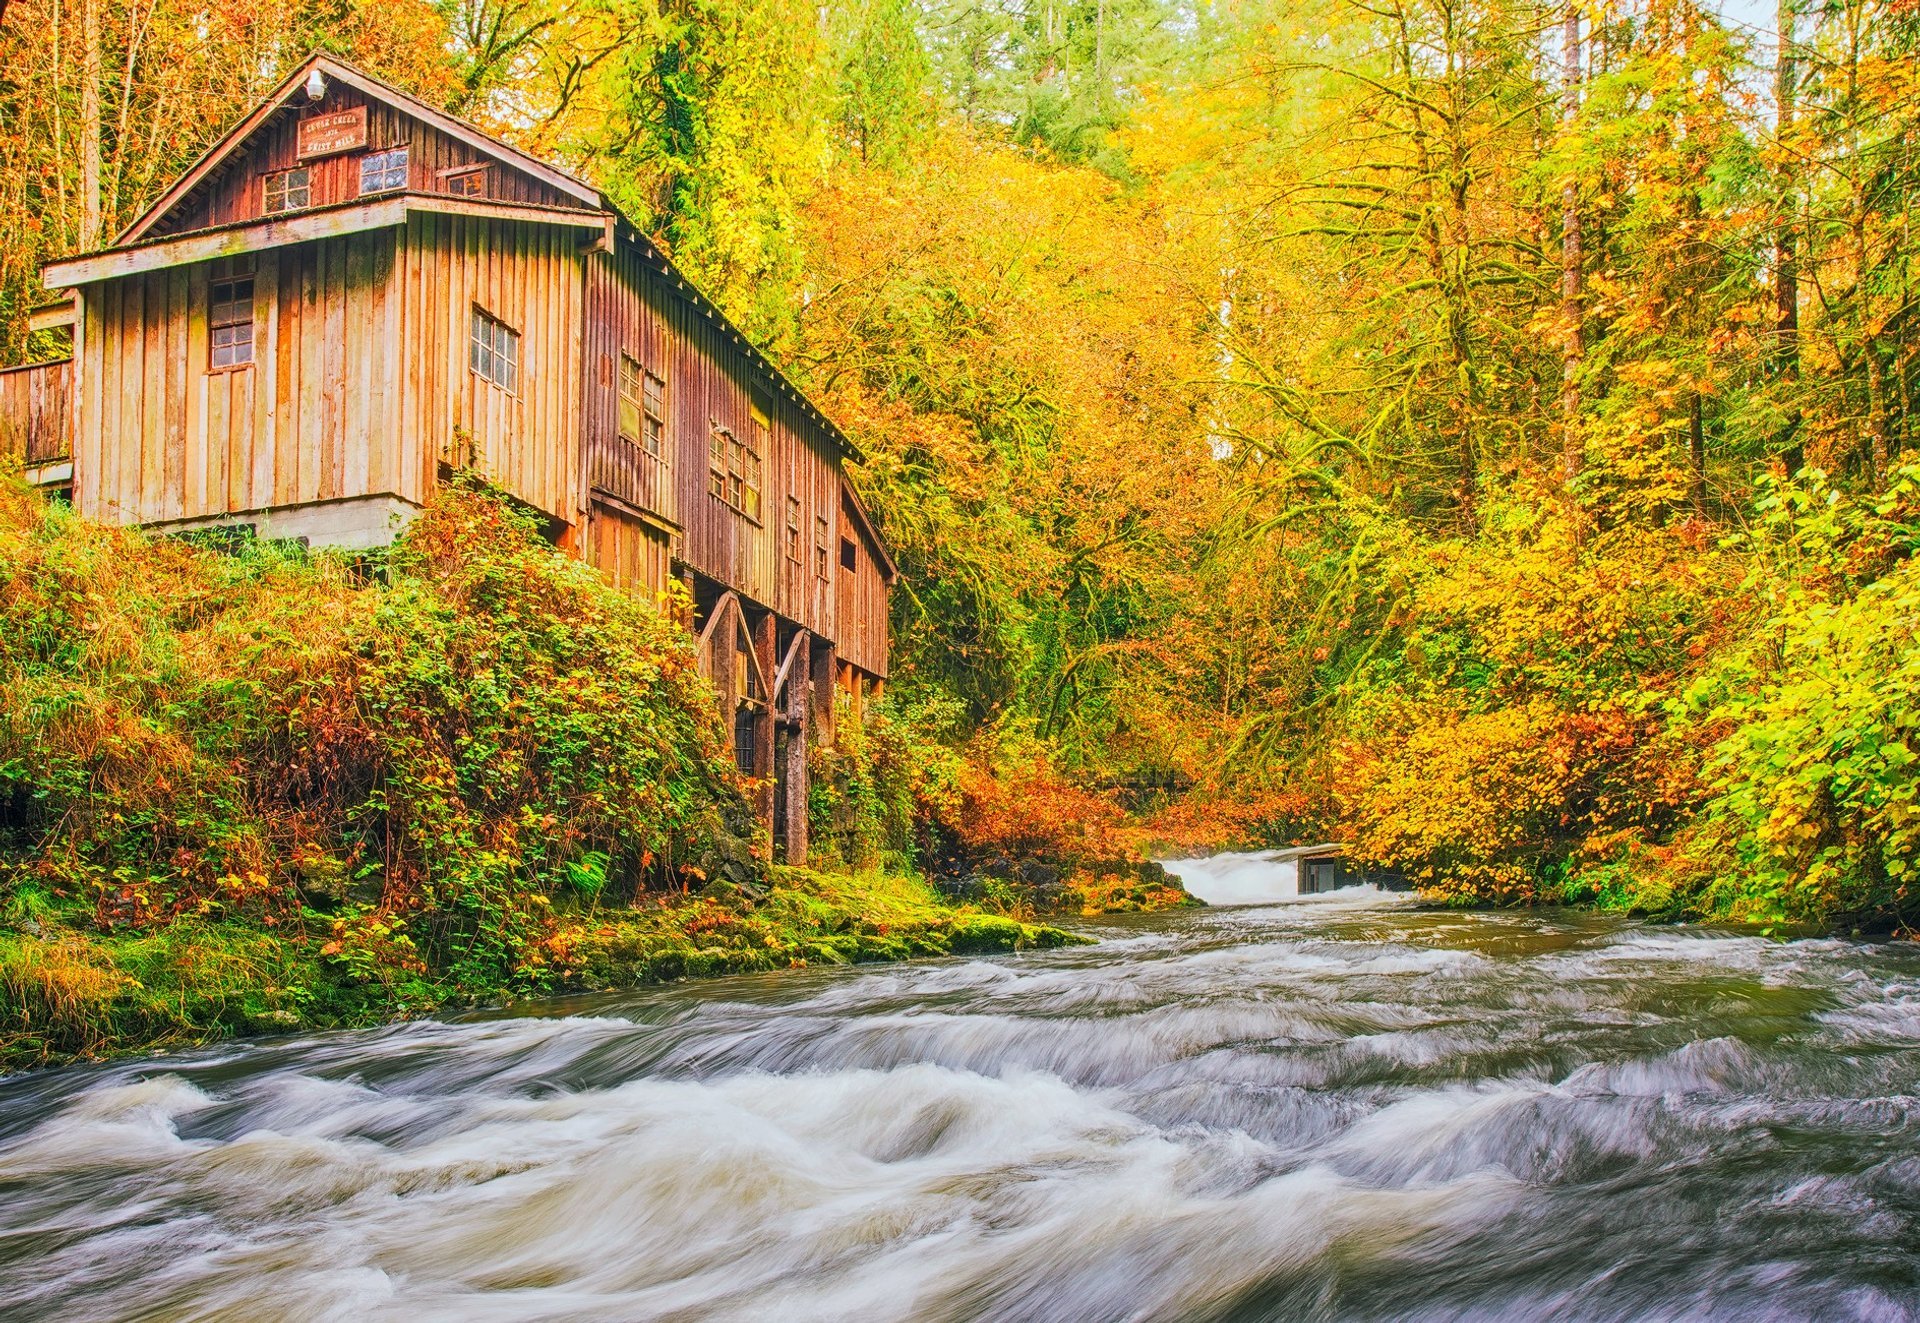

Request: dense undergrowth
left=0, top=480, right=1087, bottom=1071
left=1307, top=469, right=1920, bottom=933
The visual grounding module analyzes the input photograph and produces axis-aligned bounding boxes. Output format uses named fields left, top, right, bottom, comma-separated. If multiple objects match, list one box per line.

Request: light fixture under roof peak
left=304, top=68, right=327, bottom=103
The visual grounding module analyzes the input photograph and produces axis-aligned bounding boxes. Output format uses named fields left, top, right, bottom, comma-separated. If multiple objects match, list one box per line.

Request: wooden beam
left=752, top=612, right=778, bottom=827
left=812, top=641, right=837, bottom=749
left=404, top=195, right=607, bottom=233
left=49, top=196, right=607, bottom=291
left=783, top=634, right=812, bottom=866
left=28, top=299, right=76, bottom=334
left=695, top=590, right=741, bottom=660
left=45, top=198, right=410, bottom=288
left=772, top=628, right=809, bottom=698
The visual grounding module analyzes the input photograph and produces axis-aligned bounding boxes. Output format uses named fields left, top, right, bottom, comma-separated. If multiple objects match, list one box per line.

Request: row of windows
left=261, top=147, right=488, bottom=216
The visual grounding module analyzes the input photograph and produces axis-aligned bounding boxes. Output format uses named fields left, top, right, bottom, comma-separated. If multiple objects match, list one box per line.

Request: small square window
left=263, top=167, right=311, bottom=214
left=360, top=146, right=408, bottom=194
left=440, top=165, right=487, bottom=197
left=841, top=537, right=858, bottom=572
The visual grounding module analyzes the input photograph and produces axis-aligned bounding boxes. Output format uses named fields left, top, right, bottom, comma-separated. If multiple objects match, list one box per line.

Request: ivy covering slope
left=0, top=480, right=1078, bottom=1071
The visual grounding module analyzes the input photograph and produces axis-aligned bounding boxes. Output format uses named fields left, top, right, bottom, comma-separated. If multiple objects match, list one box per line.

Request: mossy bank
left=0, top=479, right=1088, bottom=1072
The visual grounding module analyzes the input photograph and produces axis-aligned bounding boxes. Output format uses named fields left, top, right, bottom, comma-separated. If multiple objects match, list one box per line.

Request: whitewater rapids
left=2, top=894, right=1918, bottom=1320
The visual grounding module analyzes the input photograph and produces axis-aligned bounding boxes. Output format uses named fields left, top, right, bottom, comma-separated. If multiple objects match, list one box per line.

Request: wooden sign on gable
left=297, top=107, right=367, bottom=160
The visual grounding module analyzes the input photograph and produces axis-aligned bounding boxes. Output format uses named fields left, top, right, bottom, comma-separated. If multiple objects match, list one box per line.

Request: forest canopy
left=3, top=0, right=1918, bottom=926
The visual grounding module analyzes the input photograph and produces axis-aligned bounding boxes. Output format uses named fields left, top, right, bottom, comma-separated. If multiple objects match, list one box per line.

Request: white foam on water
left=2, top=856, right=1917, bottom=1322
left=1161, top=850, right=1299, bottom=905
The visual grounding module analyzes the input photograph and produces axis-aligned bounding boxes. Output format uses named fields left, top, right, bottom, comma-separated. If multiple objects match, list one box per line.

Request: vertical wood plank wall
left=834, top=485, right=890, bottom=679
left=587, top=501, right=673, bottom=600
left=397, top=213, right=583, bottom=523
left=0, top=360, right=73, bottom=465
left=582, top=242, right=843, bottom=640
left=74, top=230, right=404, bottom=526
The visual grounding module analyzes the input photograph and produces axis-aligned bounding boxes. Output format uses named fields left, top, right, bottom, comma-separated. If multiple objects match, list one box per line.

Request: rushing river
left=3, top=870, right=1920, bottom=1321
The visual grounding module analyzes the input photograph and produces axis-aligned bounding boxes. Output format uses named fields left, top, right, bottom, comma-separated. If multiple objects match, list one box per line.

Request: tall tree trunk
left=1095, top=0, right=1106, bottom=95
left=1689, top=392, right=1707, bottom=515
left=1559, top=6, right=1584, bottom=485
left=1774, top=0, right=1799, bottom=373
left=80, top=0, right=103, bottom=249
left=1867, top=340, right=1892, bottom=483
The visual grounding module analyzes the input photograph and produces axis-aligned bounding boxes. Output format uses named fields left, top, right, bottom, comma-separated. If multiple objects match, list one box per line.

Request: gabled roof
left=116, top=53, right=602, bottom=246
left=68, top=51, right=895, bottom=569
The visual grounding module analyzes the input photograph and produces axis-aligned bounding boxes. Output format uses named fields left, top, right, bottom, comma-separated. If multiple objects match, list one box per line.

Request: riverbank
left=0, top=476, right=1218, bottom=1072
left=7, top=900, right=1916, bottom=1321
left=0, top=868, right=1095, bottom=1072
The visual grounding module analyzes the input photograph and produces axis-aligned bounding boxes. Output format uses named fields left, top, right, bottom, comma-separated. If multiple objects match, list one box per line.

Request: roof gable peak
left=114, top=52, right=602, bottom=248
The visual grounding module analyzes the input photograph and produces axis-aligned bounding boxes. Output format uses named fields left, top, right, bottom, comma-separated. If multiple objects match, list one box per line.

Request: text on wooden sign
left=298, top=108, right=368, bottom=160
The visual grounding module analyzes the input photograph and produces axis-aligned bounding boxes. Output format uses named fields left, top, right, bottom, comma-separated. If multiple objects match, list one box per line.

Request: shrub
left=0, top=475, right=757, bottom=1000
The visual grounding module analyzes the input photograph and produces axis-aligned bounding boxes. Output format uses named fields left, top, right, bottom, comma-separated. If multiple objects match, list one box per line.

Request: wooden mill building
left=4, top=54, right=896, bottom=864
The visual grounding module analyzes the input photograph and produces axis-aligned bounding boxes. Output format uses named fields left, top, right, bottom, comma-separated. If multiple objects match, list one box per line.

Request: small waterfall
left=1162, top=850, right=1299, bottom=905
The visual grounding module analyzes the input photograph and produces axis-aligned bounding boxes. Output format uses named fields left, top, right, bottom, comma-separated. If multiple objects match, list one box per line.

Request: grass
left=0, top=868, right=1088, bottom=1072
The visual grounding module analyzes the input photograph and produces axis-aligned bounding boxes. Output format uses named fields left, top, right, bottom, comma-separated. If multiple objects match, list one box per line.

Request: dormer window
left=263, top=167, right=311, bottom=214
left=359, top=146, right=408, bottom=194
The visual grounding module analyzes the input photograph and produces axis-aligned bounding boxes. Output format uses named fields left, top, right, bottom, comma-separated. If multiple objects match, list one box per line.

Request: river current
left=3, top=866, right=1919, bottom=1321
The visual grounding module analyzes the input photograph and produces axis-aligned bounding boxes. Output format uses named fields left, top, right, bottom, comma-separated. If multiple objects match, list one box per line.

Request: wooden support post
left=694, top=589, right=740, bottom=676
left=677, top=566, right=696, bottom=631
left=812, top=641, right=837, bottom=749
left=783, top=631, right=811, bottom=866
left=752, top=610, right=777, bottom=829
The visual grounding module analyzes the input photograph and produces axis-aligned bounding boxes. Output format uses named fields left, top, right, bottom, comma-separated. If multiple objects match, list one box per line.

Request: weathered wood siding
left=772, top=392, right=839, bottom=637
left=583, top=241, right=845, bottom=640
left=581, top=249, right=678, bottom=528
left=0, top=359, right=73, bottom=465
left=397, top=212, right=583, bottom=524
left=73, top=230, right=403, bottom=525
left=835, top=484, right=890, bottom=678
left=150, top=85, right=586, bottom=239
left=586, top=499, right=673, bottom=600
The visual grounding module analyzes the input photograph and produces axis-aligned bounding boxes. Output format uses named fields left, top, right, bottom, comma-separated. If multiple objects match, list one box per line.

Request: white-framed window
left=785, top=495, right=802, bottom=561
left=813, top=515, right=829, bottom=579
left=208, top=257, right=255, bottom=370
left=470, top=305, right=519, bottom=393
left=359, top=145, right=408, bottom=194
left=263, top=167, right=311, bottom=214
